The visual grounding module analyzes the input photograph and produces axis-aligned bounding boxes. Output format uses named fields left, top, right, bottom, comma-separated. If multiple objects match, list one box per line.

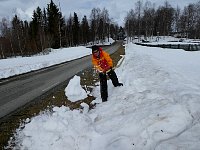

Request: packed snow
left=6, top=43, right=200, bottom=150
left=64, top=75, right=88, bottom=102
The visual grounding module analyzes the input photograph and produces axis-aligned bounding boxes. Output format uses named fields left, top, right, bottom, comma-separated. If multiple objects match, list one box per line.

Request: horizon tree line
left=0, top=0, right=121, bottom=59
left=1, top=0, right=200, bottom=58
left=124, top=0, right=200, bottom=42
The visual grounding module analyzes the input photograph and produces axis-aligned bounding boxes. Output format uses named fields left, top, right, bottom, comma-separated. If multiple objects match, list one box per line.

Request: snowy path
left=7, top=43, right=200, bottom=150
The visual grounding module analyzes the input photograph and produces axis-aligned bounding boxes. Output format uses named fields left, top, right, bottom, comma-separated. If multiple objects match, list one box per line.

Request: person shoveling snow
left=91, top=45, right=123, bottom=102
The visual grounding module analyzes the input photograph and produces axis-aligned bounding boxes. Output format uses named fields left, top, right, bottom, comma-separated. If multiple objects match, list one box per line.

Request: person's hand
left=99, top=69, right=106, bottom=73
left=103, top=70, right=107, bottom=73
left=105, top=68, right=112, bottom=73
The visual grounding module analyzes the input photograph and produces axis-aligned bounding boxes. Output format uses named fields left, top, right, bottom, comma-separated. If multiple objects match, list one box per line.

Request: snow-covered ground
left=0, top=46, right=91, bottom=80
left=6, top=43, right=200, bottom=150
left=130, top=36, right=200, bottom=45
left=0, top=38, right=115, bottom=80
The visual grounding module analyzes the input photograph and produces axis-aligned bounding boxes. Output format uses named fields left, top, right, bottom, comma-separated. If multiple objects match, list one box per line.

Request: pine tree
left=80, top=15, right=90, bottom=45
left=47, top=0, right=64, bottom=48
left=12, top=15, right=23, bottom=55
left=66, top=14, right=73, bottom=47
left=72, top=12, right=80, bottom=46
left=29, top=6, right=48, bottom=52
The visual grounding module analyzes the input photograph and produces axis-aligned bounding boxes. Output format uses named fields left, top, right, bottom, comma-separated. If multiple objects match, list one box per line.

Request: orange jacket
left=92, top=48, right=113, bottom=72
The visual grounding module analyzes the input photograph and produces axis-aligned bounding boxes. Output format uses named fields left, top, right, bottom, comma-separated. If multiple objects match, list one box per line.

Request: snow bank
left=0, top=46, right=91, bottom=79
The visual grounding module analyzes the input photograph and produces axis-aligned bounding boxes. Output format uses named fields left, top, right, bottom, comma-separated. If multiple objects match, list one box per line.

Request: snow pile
left=7, top=43, right=200, bottom=150
left=65, top=75, right=87, bottom=102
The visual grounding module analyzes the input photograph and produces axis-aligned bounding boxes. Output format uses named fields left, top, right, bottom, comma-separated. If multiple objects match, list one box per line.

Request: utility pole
left=1, top=43, right=4, bottom=59
left=127, top=20, right=129, bottom=44
left=58, top=0, right=62, bottom=48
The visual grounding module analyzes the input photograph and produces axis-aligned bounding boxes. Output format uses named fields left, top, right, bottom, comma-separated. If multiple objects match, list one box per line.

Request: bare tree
left=143, top=1, right=156, bottom=39
left=124, top=9, right=137, bottom=42
left=174, top=6, right=181, bottom=33
left=187, top=4, right=196, bottom=38
left=90, top=8, right=101, bottom=44
left=12, top=15, right=23, bottom=55
left=195, top=1, right=200, bottom=38
left=135, top=0, right=143, bottom=41
left=101, top=8, right=110, bottom=42
left=1, top=17, right=15, bottom=57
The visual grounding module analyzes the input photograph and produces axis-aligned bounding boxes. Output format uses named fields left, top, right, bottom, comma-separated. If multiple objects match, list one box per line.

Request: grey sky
left=0, top=0, right=199, bottom=26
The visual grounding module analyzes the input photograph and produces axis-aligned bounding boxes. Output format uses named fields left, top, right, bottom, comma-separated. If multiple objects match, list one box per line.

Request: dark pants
left=99, top=69, right=120, bottom=102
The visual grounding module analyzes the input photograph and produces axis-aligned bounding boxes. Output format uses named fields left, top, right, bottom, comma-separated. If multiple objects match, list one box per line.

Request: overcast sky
left=0, top=0, right=199, bottom=26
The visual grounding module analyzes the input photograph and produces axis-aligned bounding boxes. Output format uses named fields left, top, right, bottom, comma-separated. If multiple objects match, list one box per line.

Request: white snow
left=131, top=36, right=200, bottom=45
left=6, top=42, right=200, bottom=150
left=64, top=75, right=88, bottom=102
left=88, top=38, right=115, bottom=46
left=0, top=46, right=91, bottom=79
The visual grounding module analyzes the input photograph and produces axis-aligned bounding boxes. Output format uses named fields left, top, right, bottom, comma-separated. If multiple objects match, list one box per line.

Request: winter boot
left=102, top=97, right=108, bottom=102
left=117, top=83, right=123, bottom=86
